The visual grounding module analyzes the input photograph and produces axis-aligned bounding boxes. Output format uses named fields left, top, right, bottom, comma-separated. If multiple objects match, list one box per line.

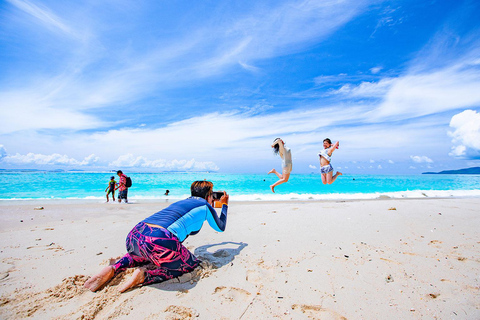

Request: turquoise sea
left=1, top=172, right=480, bottom=201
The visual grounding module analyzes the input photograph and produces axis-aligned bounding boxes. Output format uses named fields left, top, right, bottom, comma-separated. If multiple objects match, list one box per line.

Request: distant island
left=423, top=167, right=480, bottom=174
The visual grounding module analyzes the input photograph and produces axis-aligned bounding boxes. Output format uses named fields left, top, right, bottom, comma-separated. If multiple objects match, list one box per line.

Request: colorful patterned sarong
left=113, top=222, right=200, bottom=285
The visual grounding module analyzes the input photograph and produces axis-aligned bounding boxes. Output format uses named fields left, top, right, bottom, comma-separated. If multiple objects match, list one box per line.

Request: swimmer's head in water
left=272, top=138, right=282, bottom=155
left=190, top=180, right=213, bottom=199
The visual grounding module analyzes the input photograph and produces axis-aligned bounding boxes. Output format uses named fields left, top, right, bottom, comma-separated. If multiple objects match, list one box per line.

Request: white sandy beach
left=0, top=198, right=479, bottom=319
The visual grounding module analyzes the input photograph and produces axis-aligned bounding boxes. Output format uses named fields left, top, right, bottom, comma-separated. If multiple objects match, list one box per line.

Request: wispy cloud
left=7, top=0, right=74, bottom=36
left=1, top=0, right=373, bottom=135
left=410, top=155, right=433, bottom=163
left=109, top=154, right=219, bottom=172
left=328, top=46, right=480, bottom=122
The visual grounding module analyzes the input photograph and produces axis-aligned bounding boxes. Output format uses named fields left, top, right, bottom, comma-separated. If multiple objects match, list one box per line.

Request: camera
left=212, top=191, right=224, bottom=201
left=212, top=191, right=227, bottom=208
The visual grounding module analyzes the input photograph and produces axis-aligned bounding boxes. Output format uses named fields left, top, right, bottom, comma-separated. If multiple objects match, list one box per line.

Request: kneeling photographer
left=84, top=180, right=229, bottom=293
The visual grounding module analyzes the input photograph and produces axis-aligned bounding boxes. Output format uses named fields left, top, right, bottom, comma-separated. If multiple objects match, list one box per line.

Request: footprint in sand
left=0, top=262, right=14, bottom=281
left=246, top=262, right=276, bottom=286
left=163, top=305, right=198, bottom=320
left=292, top=304, right=347, bottom=320
left=428, top=240, right=443, bottom=248
left=213, top=286, right=251, bottom=302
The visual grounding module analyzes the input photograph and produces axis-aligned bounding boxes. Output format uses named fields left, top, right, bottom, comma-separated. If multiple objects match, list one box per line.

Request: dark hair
left=116, top=170, right=123, bottom=174
left=110, top=176, right=115, bottom=179
left=272, top=138, right=281, bottom=155
left=323, top=138, right=332, bottom=145
left=190, top=180, right=213, bottom=199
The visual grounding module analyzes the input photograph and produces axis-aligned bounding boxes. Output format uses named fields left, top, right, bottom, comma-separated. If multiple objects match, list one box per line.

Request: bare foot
left=338, top=171, right=343, bottom=176
left=84, top=266, right=115, bottom=292
left=270, top=185, right=275, bottom=193
left=268, top=169, right=276, bottom=174
left=118, top=268, right=145, bottom=293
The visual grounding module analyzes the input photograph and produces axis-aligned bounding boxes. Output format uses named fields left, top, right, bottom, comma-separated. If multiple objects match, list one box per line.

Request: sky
left=0, top=0, right=479, bottom=174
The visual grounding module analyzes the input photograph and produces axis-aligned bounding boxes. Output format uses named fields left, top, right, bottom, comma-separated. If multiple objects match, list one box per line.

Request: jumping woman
left=268, top=138, right=292, bottom=193
left=319, top=138, right=342, bottom=185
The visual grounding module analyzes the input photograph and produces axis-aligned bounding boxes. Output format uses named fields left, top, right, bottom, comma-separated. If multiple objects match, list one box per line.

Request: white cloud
left=1, top=103, right=452, bottom=173
left=309, top=164, right=317, bottom=169
left=410, top=155, right=433, bottom=163
left=330, top=78, right=396, bottom=98
left=1, top=152, right=99, bottom=166
left=388, top=159, right=394, bottom=164
left=370, top=66, right=382, bottom=74
left=108, top=154, right=219, bottom=172
left=377, top=164, right=382, bottom=169
left=448, top=110, right=480, bottom=159
left=0, top=92, right=106, bottom=134
left=0, top=145, right=6, bottom=159
left=375, top=63, right=480, bottom=120
left=449, top=145, right=467, bottom=157
left=369, top=159, right=375, bottom=163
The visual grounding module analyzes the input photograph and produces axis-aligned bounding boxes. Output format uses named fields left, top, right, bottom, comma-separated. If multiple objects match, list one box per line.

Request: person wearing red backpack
left=115, top=170, right=129, bottom=203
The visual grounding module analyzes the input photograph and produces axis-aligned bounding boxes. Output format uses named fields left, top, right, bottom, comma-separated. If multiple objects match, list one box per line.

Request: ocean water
left=1, top=172, right=480, bottom=201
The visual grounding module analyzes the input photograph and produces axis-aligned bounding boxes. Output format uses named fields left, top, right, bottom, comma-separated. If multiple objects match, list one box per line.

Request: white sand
left=0, top=198, right=479, bottom=319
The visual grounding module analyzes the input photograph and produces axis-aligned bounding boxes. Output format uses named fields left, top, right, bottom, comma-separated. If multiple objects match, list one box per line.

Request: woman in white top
left=268, top=138, right=292, bottom=193
left=319, top=138, right=342, bottom=185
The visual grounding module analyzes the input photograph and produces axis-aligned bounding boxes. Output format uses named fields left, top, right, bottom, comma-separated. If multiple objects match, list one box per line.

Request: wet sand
left=0, top=198, right=479, bottom=319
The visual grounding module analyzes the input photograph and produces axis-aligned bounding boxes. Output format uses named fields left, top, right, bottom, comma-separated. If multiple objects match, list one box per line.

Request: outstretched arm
left=327, top=141, right=339, bottom=156
left=275, top=142, right=286, bottom=158
left=206, top=193, right=229, bottom=232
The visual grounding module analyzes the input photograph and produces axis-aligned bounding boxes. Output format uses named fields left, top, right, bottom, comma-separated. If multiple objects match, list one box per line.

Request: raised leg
left=268, top=169, right=283, bottom=180
left=270, top=171, right=290, bottom=193
left=326, top=171, right=342, bottom=184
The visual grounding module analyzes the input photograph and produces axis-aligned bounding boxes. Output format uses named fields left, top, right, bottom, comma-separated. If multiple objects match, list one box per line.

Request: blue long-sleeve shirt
left=142, top=196, right=228, bottom=242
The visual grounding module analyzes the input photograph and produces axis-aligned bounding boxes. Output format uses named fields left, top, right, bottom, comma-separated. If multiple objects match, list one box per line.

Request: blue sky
left=1, top=0, right=479, bottom=174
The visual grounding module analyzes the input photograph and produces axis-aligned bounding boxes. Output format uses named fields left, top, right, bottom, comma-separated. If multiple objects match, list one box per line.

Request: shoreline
left=1, top=192, right=480, bottom=206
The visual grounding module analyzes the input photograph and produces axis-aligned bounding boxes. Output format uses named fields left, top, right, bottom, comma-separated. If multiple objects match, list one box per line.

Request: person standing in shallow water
left=84, top=180, right=229, bottom=293
left=268, top=138, right=292, bottom=193
left=105, top=176, right=116, bottom=202
left=319, top=138, right=342, bottom=185
left=116, top=170, right=128, bottom=203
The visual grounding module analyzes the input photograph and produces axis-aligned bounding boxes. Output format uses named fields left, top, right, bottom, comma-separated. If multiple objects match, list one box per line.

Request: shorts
left=107, top=188, right=115, bottom=195
left=321, top=164, right=333, bottom=174
left=118, top=190, right=128, bottom=199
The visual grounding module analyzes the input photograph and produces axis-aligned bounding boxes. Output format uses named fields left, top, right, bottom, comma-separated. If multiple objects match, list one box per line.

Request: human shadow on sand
left=149, top=241, right=248, bottom=292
